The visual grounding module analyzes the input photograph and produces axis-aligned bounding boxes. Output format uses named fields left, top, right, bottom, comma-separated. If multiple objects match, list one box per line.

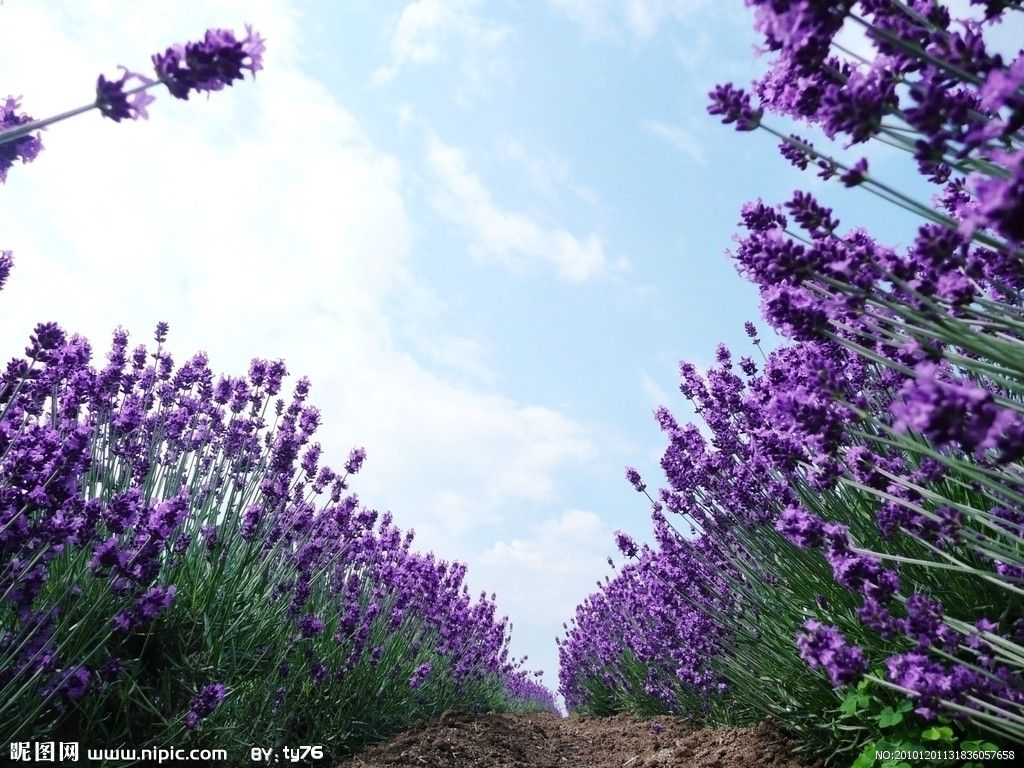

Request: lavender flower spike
left=96, top=67, right=156, bottom=122
left=614, top=531, right=639, bottom=559
left=707, top=83, right=762, bottom=131
left=0, top=250, right=13, bottom=292
left=408, top=662, right=433, bottom=690
left=796, top=620, right=867, bottom=687
left=153, top=25, right=266, bottom=100
left=0, top=97, right=43, bottom=182
left=185, top=682, right=227, bottom=729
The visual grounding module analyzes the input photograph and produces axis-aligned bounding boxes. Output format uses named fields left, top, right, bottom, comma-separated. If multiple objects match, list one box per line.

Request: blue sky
left=3, top=0, right=1009, bottom=699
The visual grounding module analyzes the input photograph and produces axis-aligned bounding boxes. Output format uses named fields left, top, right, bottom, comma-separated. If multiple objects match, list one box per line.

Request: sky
left=2, top=0, right=1015, bottom=701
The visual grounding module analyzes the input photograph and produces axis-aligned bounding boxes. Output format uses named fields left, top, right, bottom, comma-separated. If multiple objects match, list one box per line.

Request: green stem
left=0, top=82, right=160, bottom=147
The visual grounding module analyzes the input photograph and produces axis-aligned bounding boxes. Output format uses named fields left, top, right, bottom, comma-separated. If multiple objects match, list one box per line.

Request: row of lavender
left=0, top=27, right=555, bottom=759
left=559, top=1, right=1023, bottom=765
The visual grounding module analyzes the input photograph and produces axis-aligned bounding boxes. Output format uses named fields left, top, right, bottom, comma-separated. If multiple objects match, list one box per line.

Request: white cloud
left=425, top=135, right=609, bottom=281
left=372, top=0, right=512, bottom=90
left=0, top=0, right=598, bottom=653
left=548, top=0, right=715, bottom=41
left=472, top=506, right=633, bottom=702
left=497, top=137, right=570, bottom=199
left=494, top=136, right=601, bottom=208
left=546, top=0, right=617, bottom=39
left=643, top=118, right=706, bottom=164
left=479, top=509, right=613, bottom=623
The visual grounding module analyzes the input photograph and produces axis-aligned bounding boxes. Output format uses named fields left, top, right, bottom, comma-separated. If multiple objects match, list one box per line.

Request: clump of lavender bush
left=0, top=23, right=554, bottom=758
left=561, top=1, right=1024, bottom=762
left=0, top=313, right=549, bottom=756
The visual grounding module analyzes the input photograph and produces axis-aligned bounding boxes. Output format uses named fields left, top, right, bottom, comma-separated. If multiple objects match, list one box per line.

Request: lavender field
left=2, top=1, right=1024, bottom=766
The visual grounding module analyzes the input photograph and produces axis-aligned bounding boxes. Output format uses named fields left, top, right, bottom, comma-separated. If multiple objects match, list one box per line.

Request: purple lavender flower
left=785, top=191, right=838, bottom=237
left=0, top=97, right=43, bottom=183
left=840, top=158, right=868, bottom=188
left=408, top=661, right=433, bottom=690
left=963, top=150, right=1024, bottom=244
left=25, top=321, right=66, bottom=360
left=739, top=201, right=786, bottom=233
left=796, top=620, right=867, bottom=686
left=624, top=466, right=646, bottom=493
left=891, top=364, right=1022, bottom=460
left=707, top=83, right=762, bottom=131
left=775, top=506, right=826, bottom=549
left=978, top=51, right=1024, bottom=114
left=110, top=611, right=134, bottom=634
left=614, top=531, right=639, bottom=559
left=185, top=682, right=227, bottom=729
left=146, top=492, right=189, bottom=539
left=0, top=250, right=12, bottom=291
left=43, top=665, right=91, bottom=703
left=105, top=488, right=142, bottom=534
left=748, top=0, right=849, bottom=75
left=135, top=584, right=177, bottom=621
left=89, top=537, right=123, bottom=571
left=345, top=447, right=367, bottom=474
left=779, top=135, right=814, bottom=171
left=298, top=614, right=326, bottom=638
left=201, top=524, right=219, bottom=551
left=153, top=26, right=265, bottom=100
left=857, top=597, right=900, bottom=639
left=240, top=504, right=263, bottom=539
left=311, top=659, right=327, bottom=685
left=884, top=652, right=964, bottom=720
left=96, top=67, right=155, bottom=122
left=760, top=283, right=828, bottom=340
left=820, top=69, right=896, bottom=144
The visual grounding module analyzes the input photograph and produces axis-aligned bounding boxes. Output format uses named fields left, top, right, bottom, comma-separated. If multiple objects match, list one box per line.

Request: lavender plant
left=1, top=23, right=555, bottom=759
left=0, top=310, right=550, bottom=756
left=561, top=1, right=1024, bottom=762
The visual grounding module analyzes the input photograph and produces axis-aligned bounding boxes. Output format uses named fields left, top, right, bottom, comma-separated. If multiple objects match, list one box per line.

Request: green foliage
left=835, top=679, right=1000, bottom=768
left=572, top=648, right=728, bottom=722
left=8, top=518, right=514, bottom=759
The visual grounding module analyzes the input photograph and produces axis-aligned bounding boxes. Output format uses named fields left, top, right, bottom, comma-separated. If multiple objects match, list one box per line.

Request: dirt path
left=340, top=712, right=823, bottom=768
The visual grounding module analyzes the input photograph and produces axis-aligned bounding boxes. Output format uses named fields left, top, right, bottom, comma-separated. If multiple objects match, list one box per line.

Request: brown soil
left=340, top=712, right=824, bottom=768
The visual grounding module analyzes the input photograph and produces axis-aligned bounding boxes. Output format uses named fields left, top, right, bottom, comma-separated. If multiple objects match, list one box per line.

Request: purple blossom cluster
left=151, top=25, right=265, bottom=101
left=891, top=363, right=1024, bottom=462
left=558, top=534, right=730, bottom=713
left=408, top=662, right=432, bottom=690
left=0, top=97, right=43, bottom=182
left=561, top=326, right=1023, bottom=732
left=796, top=621, right=867, bottom=687
left=185, top=682, right=226, bottom=730
left=95, top=68, right=155, bottom=122
left=0, top=281, right=549, bottom=736
left=712, top=1, right=1024, bottom=345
